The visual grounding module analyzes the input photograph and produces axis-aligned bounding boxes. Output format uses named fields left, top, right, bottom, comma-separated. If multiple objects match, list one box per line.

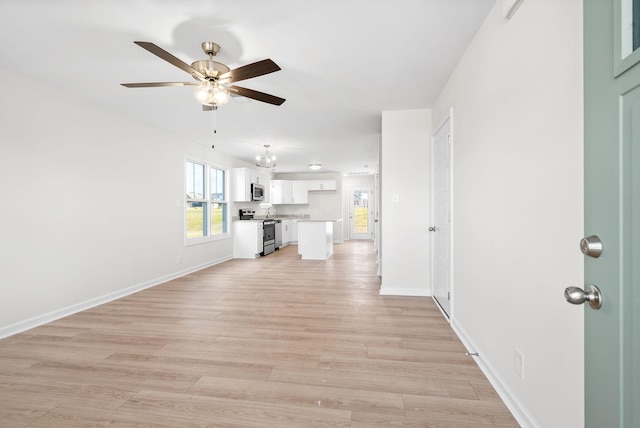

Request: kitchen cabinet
left=249, top=170, right=266, bottom=185
left=281, top=219, right=291, bottom=245
left=269, top=180, right=290, bottom=204
left=270, top=180, right=308, bottom=204
left=289, top=219, right=299, bottom=243
left=306, top=180, right=337, bottom=191
left=233, top=220, right=263, bottom=258
left=232, top=168, right=269, bottom=202
left=298, top=220, right=334, bottom=260
left=291, top=181, right=308, bottom=204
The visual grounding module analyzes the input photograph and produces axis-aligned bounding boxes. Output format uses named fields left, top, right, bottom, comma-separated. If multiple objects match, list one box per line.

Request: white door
left=349, top=187, right=373, bottom=240
left=432, top=112, right=453, bottom=317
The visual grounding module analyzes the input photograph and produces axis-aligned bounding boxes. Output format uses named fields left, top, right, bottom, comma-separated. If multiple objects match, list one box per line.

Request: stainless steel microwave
left=251, top=183, right=265, bottom=201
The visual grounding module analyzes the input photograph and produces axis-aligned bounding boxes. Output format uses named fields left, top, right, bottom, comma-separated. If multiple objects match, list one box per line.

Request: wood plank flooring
left=0, top=241, right=519, bottom=427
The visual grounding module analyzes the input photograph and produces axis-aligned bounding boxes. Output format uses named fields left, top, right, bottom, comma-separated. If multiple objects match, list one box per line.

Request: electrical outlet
left=514, top=348, right=524, bottom=379
left=176, top=255, right=181, bottom=264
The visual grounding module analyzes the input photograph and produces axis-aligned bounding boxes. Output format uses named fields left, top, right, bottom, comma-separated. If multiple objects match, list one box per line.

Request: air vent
left=503, top=0, right=525, bottom=20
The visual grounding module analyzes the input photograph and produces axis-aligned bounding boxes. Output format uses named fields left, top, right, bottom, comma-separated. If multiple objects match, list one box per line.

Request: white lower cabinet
left=289, top=220, right=299, bottom=243
left=233, top=221, right=263, bottom=258
left=281, top=220, right=291, bottom=245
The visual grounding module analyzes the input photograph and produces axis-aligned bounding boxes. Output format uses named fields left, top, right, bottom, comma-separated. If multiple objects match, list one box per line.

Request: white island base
left=297, top=220, right=335, bottom=260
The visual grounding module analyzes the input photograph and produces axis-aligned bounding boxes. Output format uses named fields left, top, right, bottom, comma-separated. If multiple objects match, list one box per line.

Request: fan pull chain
left=212, top=107, right=217, bottom=134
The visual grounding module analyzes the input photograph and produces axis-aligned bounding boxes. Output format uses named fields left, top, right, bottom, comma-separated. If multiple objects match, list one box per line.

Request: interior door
left=432, top=112, right=452, bottom=318
left=583, top=0, right=640, bottom=426
left=349, top=187, right=373, bottom=240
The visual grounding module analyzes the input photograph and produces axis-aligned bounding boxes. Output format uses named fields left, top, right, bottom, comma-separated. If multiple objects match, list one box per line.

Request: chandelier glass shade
left=194, top=80, right=230, bottom=106
left=256, top=145, right=276, bottom=168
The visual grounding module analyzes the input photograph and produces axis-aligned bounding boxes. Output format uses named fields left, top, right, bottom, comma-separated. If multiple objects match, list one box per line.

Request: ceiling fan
left=121, top=41, right=286, bottom=110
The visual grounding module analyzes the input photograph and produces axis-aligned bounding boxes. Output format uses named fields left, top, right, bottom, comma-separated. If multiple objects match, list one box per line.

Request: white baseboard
left=379, top=286, right=430, bottom=297
left=451, top=320, right=538, bottom=428
left=0, top=256, right=231, bottom=340
left=431, top=296, right=451, bottom=321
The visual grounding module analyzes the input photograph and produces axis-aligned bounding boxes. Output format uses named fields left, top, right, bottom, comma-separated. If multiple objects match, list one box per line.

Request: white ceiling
left=0, top=0, right=495, bottom=174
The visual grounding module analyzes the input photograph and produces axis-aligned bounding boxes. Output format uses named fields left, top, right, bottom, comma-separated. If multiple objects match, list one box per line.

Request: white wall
left=0, top=67, right=252, bottom=337
left=432, top=1, right=584, bottom=427
left=380, top=109, right=431, bottom=296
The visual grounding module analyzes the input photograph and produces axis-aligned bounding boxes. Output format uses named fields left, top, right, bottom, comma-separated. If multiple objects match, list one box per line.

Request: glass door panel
left=350, top=187, right=371, bottom=240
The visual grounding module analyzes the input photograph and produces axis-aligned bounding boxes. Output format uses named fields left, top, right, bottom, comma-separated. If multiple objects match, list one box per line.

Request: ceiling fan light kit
left=194, top=81, right=230, bottom=106
left=309, top=164, right=322, bottom=170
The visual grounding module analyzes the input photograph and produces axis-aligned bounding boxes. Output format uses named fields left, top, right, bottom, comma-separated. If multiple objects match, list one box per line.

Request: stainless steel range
left=238, top=209, right=280, bottom=256
left=262, top=219, right=276, bottom=256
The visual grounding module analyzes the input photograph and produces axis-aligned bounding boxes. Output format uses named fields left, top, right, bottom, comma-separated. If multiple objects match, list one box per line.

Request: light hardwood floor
left=0, top=241, right=519, bottom=427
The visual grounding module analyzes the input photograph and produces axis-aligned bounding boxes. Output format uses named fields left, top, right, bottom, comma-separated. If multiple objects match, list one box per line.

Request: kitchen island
left=297, top=219, right=342, bottom=260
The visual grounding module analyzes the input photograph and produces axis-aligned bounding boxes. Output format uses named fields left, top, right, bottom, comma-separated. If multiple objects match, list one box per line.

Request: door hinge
left=448, top=291, right=451, bottom=301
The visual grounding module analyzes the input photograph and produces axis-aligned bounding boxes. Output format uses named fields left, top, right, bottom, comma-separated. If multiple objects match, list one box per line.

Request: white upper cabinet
left=269, top=180, right=290, bottom=204
left=232, top=168, right=269, bottom=202
left=291, top=181, right=308, bottom=204
left=269, top=179, right=334, bottom=204
left=270, top=180, right=308, bottom=204
left=306, top=180, right=337, bottom=191
left=250, top=170, right=266, bottom=185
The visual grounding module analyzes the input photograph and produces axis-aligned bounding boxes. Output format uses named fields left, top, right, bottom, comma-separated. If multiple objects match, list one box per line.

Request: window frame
left=184, top=156, right=230, bottom=245
left=615, top=0, right=640, bottom=76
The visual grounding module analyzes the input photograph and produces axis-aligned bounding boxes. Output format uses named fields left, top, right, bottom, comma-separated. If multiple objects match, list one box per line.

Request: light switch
left=392, top=193, right=400, bottom=203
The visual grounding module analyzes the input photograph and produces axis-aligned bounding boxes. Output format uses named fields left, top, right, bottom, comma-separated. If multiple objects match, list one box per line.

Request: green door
left=583, top=0, right=640, bottom=426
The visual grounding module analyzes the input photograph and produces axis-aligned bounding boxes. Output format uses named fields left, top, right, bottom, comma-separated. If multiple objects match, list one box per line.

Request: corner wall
left=0, top=67, right=248, bottom=337
left=380, top=109, right=431, bottom=296
left=432, top=1, right=584, bottom=426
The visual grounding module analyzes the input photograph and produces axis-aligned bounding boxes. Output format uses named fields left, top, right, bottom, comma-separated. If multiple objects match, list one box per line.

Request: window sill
left=185, top=233, right=231, bottom=246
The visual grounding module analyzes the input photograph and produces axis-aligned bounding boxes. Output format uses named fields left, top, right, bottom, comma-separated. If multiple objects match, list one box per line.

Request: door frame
left=349, top=186, right=374, bottom=240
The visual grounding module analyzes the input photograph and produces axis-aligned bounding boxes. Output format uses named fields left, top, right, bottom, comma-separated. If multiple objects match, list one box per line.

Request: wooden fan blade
left=121, top=82, right=197, bottom=88
left=134, top=41, right=206, bottom=80
left=218, top=59, right=281, bottom=84
left=229, top=85, right=286, bottom=106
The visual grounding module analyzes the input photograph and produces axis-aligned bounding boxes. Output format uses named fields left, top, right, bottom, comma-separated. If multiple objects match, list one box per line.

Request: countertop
left=232, top=215, right=310, bottom=221
left=297, top=219, right=343, bottom=222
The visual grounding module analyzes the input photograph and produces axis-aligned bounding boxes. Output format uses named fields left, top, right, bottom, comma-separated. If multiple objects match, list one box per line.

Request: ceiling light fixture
left=256, top=145, right=276, bottom=168
left=309, top=164, right=322, bottom=171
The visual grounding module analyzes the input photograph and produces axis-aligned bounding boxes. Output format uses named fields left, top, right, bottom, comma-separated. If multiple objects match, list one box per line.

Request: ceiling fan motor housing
left=190, top=60, right=230, bottom=79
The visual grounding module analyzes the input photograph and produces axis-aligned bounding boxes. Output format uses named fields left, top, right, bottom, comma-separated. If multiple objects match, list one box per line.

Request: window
left=185, top=159, right=229, bottom=243
left=635, top=0, right=640, bottom=51
left=621, top=0, right=640, bottom=57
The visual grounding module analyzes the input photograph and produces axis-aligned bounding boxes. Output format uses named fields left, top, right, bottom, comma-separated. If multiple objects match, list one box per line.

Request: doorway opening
left=431, top=110, right=453, bottom=319
left=349, top=187, right=373, bottom=240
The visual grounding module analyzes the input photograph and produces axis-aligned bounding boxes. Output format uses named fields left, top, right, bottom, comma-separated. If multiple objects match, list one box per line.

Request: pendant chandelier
left=256, top=144, right=276, bottom=168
